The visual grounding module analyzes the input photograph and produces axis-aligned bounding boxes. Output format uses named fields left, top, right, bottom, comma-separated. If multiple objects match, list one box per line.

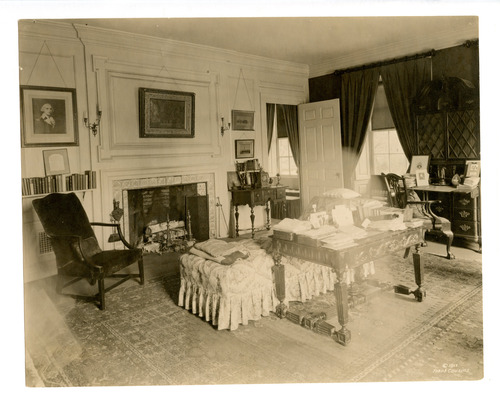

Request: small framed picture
left=43, top=148, right=70, bottom=176
left=409, top=155, right=430, bottom=175
left=465, top=160, right=481, bottom=178
left=415, top=169, right=429, bottom=186
left=232, top=110, right=254, bottom=131
left=235, top=139, right=255, bottom=159
left=20, top=86, right=79, bottom=147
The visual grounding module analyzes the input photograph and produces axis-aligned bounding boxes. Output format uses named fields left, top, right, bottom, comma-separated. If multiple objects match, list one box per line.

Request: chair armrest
left=90, top=222, right=135, bottom=250
left=407, top=201, right=440, bottom=222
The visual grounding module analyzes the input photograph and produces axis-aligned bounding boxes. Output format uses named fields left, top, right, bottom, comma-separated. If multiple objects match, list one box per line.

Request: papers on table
left=295, top=225, right=339, bottom=240
left=321, top=233, right=357, bottom=249
left=337, top=224, right=368, bottom=239
left=273, top=218, right=312, bottom=233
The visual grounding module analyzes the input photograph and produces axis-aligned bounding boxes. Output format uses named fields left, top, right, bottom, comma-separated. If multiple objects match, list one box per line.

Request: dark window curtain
left=266, top=103, right=276, bottom=153
left=340, top=67, right=380, bottom=188
left=277, top=104, right=300, bottom=167
left=380, top=58, right=432, bottom=160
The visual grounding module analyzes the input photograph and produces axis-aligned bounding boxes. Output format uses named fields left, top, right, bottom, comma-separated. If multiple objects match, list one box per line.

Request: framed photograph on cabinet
left=235, top=139, right=254, bottom=159
left=20, top=86, right=79, bottom=147
left=232, top=110, right=254, bottom=131
left=139, top=88, right=195, bottom=138
left=465, top=160, right=481, bottom=178
left=43, top=148, right=70, bottom=176
left=415, top=169, right=429, bottom=186
left=409, top=155, right=430, bottom=175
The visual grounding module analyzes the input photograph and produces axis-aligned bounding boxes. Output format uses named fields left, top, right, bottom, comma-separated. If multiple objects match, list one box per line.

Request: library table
left=271, top=226, right=426, bottom=346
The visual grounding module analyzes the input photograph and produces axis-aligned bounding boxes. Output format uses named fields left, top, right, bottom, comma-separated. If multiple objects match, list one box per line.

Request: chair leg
left=138, top=258, right=145, bottom=285
left=98, top=279, right=106, bottom=310
left=443, top=230, right=455, bottom=260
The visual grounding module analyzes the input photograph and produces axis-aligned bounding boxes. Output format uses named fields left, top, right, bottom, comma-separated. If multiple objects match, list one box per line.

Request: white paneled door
left=298, top=99, right=344, bottom=207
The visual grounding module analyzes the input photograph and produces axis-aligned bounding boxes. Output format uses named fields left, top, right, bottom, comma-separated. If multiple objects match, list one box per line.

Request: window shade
left=371, top=83, right=395, bottom=130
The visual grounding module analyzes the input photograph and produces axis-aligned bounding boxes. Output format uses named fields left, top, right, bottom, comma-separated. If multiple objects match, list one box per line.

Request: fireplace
left=111, top=173, right=216, bottom=247
left=127, top=184, right=209, bottom=246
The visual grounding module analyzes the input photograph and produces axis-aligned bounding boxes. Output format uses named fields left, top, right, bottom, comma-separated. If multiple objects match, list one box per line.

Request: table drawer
left=430, top=202, right=451, bottom=219
left=452, top=220, right=480, bottom=237
left=232, top=191, right=252, bottom=206
left=253, top=189, right=274, bottom=204
left=453, top=207, right=477, bottom=222
left=454, top=193, right=478, bottom=209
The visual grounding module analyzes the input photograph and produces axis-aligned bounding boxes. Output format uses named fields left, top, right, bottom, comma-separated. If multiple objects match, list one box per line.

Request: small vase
left=451, top=173, right=461, bottom=187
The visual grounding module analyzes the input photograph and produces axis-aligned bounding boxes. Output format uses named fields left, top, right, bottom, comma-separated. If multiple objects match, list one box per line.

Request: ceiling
left=58, top=16, right=478, bottom=76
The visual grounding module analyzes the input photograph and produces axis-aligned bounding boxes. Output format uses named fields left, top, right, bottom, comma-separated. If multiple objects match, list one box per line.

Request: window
left=267, top=105, right=299, bottom=178
left=369, top=80, right=408, bottom=175
left=370, top=128, right=408, bottom=175
left=355, top=81, right=408, bottom=188
left=278, top=137, right=298, bottom=176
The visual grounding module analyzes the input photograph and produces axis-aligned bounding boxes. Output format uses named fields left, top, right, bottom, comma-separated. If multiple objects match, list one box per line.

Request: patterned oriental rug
left=25, top=251, right=483, bottom=387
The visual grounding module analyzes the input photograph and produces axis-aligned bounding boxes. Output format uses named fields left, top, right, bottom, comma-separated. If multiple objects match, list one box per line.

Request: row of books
left=22, top=171, right=97, bottom=196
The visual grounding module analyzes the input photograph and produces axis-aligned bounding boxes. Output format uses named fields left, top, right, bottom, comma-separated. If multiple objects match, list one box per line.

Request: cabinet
left=416, top=108, right=480, bottom=162
left=452, top=190, right=481, bottom=245
left=414, top=77, right=480, bottom=182
left=415, top=186, right=481, bottom=251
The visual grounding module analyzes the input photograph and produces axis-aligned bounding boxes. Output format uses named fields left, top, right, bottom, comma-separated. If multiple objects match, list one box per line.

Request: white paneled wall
left=19, top=20, right=309, bottom=281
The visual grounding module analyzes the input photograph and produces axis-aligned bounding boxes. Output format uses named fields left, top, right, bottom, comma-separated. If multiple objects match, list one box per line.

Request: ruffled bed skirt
left=177, top=240, right=376, bottom=331
left=178, top=277, right=278, bottom=331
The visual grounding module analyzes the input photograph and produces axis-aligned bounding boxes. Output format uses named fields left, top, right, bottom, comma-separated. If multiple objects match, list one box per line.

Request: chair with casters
left=381, top=173, right=455, bottom=260
left=32, top=192, right=145, bottom=310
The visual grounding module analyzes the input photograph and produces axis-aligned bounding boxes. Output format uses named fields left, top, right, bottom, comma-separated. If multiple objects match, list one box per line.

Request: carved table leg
left=250, top=205, right=255, bottom=238
left=412, top=245, right=426, bottom=302
left=394, top=244, right=426, bottom=301
left=334, top=276, right=351, bottom=346
left=235, top=205, right=239, bottom=237
left=272, top=251, right=287, bottom=318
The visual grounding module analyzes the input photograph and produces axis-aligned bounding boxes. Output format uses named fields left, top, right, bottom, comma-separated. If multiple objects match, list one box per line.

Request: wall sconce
left=84, top=109, right=102, bottom=137
left=220, top=117, right=230, bottom=136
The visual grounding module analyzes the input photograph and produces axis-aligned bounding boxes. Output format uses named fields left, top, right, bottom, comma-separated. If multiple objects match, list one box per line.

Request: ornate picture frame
left=20, top=85, right=79, bottom=147
left=139, top=88, right=195, bottom=138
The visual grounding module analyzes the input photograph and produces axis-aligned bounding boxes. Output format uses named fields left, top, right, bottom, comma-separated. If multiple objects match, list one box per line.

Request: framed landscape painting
left=139, top=88, right=195, bottom=138
left=20, top=85, right=79, bottom=147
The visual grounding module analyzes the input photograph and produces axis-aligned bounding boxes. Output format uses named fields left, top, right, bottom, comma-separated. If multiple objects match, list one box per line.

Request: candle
left=83, top=111, right=88, bottom=120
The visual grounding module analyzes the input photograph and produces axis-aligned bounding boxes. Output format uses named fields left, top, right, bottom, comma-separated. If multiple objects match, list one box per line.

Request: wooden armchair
left=32, top=192, right=144, bottom=310
left=382, top=173, right=455, bottom=259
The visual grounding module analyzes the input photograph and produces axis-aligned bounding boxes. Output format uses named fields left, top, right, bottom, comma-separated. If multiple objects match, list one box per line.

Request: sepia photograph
left=5, top=1, right=500, bottom=403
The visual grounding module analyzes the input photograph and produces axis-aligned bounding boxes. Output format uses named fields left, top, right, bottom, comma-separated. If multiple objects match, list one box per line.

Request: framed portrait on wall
left=20, top=86, right=79, bottom=147
left=139, top=88, right=195, bottom=138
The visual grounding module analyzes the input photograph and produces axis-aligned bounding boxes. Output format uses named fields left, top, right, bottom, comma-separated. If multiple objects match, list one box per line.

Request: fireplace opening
left=127, top=183, right=209, bottom=251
